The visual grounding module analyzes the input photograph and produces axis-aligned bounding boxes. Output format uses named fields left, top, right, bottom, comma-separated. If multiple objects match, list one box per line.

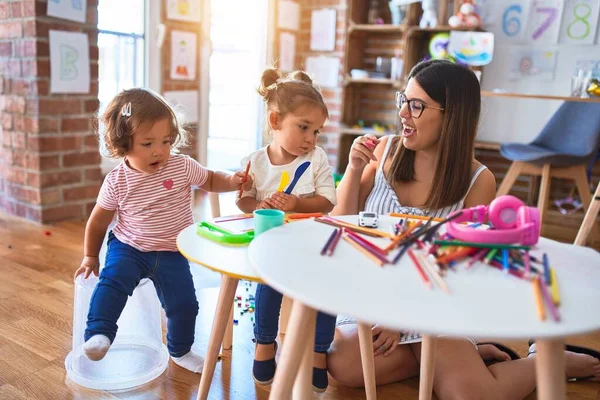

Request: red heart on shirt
left=162, top=179, right=173, bottom=190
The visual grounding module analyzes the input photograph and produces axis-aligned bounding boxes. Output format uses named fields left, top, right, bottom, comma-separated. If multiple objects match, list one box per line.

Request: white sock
left=171, top=351, right=205, bottom=373
left=83, top=334, right=111, bottom=361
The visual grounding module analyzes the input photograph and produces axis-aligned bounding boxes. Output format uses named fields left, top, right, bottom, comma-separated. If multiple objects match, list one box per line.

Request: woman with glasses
left=328, top=59, right=600, bottom=398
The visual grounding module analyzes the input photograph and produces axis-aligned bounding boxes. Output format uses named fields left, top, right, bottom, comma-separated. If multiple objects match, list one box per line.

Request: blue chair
left=496, top=101, right=600, bottom=229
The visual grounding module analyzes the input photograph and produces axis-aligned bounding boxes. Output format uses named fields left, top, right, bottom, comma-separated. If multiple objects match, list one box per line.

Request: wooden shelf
left=474, top=140, right=501, bottom=151
left=481, top=90, right=600, bottom=103
left=344, top=76, right=398, bottom=86
left=349, top=23, right=407, bottom=33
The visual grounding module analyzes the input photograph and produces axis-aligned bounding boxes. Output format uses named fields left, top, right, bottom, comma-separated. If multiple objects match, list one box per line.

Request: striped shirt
left=97, top=154, right=208, bottom=252
left=364, top=135, right=487, bottom=218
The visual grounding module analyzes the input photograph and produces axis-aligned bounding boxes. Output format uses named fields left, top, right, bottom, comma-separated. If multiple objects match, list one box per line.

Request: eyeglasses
left=395, top=92, right=444, bottom=119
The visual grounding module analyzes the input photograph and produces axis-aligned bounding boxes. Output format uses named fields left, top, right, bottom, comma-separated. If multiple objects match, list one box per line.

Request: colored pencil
left=238, top=161, right=251, bottom=199
left=466, top=248, right=489, bottom=268
left=502, top=248, right=510, bottom=274
left=343, top=235, right=384, bottom=267
left=385, top=221, right=422, bottom=252
left=435, top=247, right=477, bottom=264
left=418, top=252, right=450, bottom=294
left=532, top=277, right=546, bottom=321
left=287, top=212, right=324, bottom=220
left=314, top=217, right=393, bottom=238
left=489, top=260, right=527, bottom=280
left=390, top=213, right=444, bottom=222
left=327, top=227, right=343, bottom=256
left=392, top=243, right=411, bottom=264
left=213, top=214, right=253, bottom=223
left=524, top=251, right=531, bottom=276
left=407, top=249, right=432, bottom=289
left=345, top=229, right=388, bottom=256
left=484, top=248, right=499, bottom=264
left=538, top=278, right=560, bottom=322
left=432, top=240, right=531, bottom=250
left=320, top=229, right=337, bottom=256
left=550, top=268, right=560, bottom=305
left=542, top=253, right=551, bottom=285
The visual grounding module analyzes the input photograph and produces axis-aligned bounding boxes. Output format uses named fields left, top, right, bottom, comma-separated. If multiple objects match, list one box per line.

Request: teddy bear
left=448, top=0, right=482, bottom=28
left=420, top=0, right=438, bottom=29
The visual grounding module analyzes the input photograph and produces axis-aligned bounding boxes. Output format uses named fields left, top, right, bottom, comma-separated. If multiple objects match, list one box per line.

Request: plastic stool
left=65, top=275, right=169, bottom=390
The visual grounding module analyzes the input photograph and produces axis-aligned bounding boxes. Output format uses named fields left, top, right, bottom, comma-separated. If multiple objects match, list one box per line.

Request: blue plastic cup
left=253, top=209, right=285, bottom=236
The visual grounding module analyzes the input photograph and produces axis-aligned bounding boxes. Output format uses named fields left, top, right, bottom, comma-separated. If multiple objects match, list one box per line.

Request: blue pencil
left=543, top=253, right=551, bottom=285
left=392, top=244, right=411, bottom=264
left=502, top=249, right=509, bottom=274
left=320, top=229, right=337, bottom=256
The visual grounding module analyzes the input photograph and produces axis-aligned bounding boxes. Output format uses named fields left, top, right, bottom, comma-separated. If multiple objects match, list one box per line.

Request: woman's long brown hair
left=387, top=60, right=481, bottom=211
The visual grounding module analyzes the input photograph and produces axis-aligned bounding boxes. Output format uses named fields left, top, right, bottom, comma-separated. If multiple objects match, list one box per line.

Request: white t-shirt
left=238, top=145, right=336, bottom=205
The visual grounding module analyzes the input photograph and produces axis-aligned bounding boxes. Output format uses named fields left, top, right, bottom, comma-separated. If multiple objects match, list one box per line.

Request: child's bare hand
left=74, top=256, right=100, bottom=280
left=268, top=192, right=297, bottom=211
left=230, top=171, right=253, bottom=192
left=255, top=198, right=274, bottom=210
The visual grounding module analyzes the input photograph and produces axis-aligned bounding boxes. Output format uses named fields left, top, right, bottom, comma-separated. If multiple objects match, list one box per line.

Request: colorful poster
left=559, top=0, right=600, bottom=45
left=166, top=0, right=201, bottom=23
left=49, top=30, right=90, bottom=93
left=47, top=0, right=86, bottom=23
left=488, top=0, right=531, bottom=43
left=509, top=48, right=557, bottom=80
left=526, top=0, right=565, bottom=44
left=448, top=31, right=494, bottom=66
left=170, top=31, right=197, bottom=81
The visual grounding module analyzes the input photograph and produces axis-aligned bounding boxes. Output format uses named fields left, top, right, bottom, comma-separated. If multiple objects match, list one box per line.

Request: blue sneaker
left=312, top=367, right=328, bottom=392
left=252, top=342, right=278, bottom=385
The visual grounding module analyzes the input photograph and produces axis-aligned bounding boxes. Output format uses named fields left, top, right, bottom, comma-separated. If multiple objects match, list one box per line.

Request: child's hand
left=74, top=256, right=100, bottom=280
left=230, top=170, right=253, bottom=192
left=255, top=198, right=274, bottom=210
left=268, top=192, right=297, bottom=211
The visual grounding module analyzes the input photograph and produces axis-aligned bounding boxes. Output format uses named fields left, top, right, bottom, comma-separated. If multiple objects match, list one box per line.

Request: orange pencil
left=385, top=221, right=423, bottom=253
left=238, top=161, right=251, bottom=199
left=390, top=213, right=444, bottom=222
left=343, top=235, right=384, bottom=267
left=286, top=212, right=323, bottom=220
left=532, top=276, right=546, bottom=321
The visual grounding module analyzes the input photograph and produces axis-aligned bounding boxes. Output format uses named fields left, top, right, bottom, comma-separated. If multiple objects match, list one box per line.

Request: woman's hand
left=230, top=170, right=254, bottom=192
left=372, top=324, right=400, bottom=357
left=348, top=135, right=380, bottom=171
left=74, top=256, right=100, bottom=280
left=267, top=192, right=298, bottom=211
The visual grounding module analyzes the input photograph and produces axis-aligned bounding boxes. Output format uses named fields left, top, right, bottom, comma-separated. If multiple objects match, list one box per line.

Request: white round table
left=177, top=224, right=262, bottom=400
left=248, top=215, right=600, bottom=400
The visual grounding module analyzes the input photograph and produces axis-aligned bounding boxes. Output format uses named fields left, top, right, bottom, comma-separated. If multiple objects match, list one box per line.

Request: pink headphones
left=446, top=195, right=540, bottom=245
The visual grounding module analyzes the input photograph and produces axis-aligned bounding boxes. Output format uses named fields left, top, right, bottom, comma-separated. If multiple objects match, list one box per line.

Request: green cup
left=253, top=209, right=285, bottom=236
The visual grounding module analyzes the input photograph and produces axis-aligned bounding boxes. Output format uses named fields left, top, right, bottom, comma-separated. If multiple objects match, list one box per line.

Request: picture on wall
left=49, top=30, right=90, bottom=93
left=509, top=48, right=557, bottom=80
left=170, top=31, right=197, bottom=81
left=559, top=0, right=600, bottom=45
left=166, top=0, right=201, bottom=23
left=448, top=31, right=495, bottom=66
left=47, top=0, right=87, bottom=23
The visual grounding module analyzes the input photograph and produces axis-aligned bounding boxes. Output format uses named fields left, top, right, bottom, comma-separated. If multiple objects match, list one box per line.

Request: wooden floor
left=0, top=192, right=599, bottom=399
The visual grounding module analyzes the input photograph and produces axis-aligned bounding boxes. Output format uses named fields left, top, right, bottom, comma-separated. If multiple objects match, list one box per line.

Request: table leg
left=357, top=322, right=377, bottom=400
left=196, top=275, right=239, bottom=400
left=292, top=306, right=316, bottom=399
left=269, top=301, right=317, bottom=400
left=534, top=339, right=566, bottom=400
left=419, top=335, right=438, bottom=400
left=222, top=303, right=234, bottom=350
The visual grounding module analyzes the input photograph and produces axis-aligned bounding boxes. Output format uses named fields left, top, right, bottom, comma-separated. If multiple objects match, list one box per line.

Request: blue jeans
left=254, top=283, right=336, bottom=353
left=85, top=232, right=198, bottom=357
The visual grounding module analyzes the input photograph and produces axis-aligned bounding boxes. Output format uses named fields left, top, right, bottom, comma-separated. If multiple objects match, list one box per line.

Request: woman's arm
left=463, top=166, right=497, bottom=208
left=332, top=135, right=389, bottom=215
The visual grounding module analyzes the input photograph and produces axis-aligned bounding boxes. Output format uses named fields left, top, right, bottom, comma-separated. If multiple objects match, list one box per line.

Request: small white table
left=177, top=224, right=262, bottom=400
left=249, top=215, right=600, bottom=400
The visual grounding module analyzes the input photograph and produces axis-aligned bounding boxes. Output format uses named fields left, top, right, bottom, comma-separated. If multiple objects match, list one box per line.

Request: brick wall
left=160, top=7, right=200, bottom=160
left=295, top=0, right=346, bottom=168
left=0, top=0, right=101, bottom=223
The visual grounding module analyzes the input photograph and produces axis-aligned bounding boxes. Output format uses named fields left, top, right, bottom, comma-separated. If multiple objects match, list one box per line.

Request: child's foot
left=253, top=342, right=277, bottom=385
left=171, top=351, right=204, bottom=374
left=528, top=343, right=600, bottom=382
left=83, top=334, right=111, bottom=361
left=478, top=343, right=511, bottom=362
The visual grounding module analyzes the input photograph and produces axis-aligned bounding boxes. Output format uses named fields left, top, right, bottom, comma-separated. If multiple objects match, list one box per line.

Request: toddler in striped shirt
left=74, top=88, right=252, bottom=373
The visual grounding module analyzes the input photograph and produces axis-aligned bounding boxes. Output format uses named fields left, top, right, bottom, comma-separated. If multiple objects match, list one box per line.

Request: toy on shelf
left=368, top=0, right=384, bottom=24
left=587, top=79, right=600, bottom=97
left=448, top=0, right=482, bottom=28
left=420, top=0, right=438, bottom=28
left=429, top=32, right=451, bottom=60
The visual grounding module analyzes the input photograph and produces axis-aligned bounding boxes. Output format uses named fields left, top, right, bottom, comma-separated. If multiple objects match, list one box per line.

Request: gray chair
left=496, top=102, right=600, bottom=229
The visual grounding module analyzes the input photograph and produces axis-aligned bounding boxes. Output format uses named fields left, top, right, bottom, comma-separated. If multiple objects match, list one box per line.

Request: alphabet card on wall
left=489, top=0, right=531, bottom=43
left=170, top=31, right=197, bottom=81
left=559, top=0, right=600, bottom=45
left=49, top=30, right=90, bottom=94
left=47, top=0, right=87, bottom=23
left=526, top=0, right=565, bottom=44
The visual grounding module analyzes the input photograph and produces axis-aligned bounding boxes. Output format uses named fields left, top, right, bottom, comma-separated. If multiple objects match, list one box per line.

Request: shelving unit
left=337, top=0, right=487, bottom=172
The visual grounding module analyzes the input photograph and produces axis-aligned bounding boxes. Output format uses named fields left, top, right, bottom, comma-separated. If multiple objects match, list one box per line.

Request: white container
left=65, top=275, right=169, bottom=390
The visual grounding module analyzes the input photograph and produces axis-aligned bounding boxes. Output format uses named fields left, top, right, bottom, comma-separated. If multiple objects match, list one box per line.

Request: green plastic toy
left=196, top=221, right=254, bottom=246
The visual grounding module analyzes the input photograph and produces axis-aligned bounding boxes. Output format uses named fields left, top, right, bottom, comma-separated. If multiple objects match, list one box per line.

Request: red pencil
left=238, top=161, right=251, bottom=199
left=407, top=249, right=432, bottom=289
